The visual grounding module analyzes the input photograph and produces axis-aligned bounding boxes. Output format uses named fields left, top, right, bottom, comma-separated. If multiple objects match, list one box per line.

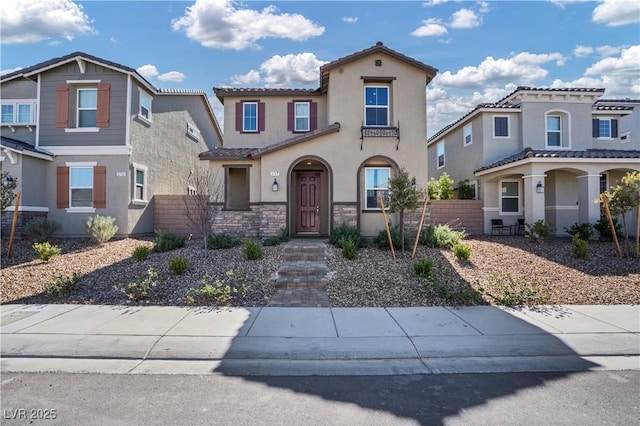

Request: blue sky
left=1, top=0, right=639, bottom=136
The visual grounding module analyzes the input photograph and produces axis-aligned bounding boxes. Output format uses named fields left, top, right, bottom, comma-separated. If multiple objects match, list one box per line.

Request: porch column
left=523, top=174, right=546, bottom=224
left=576, top=174, right=601, bottom=225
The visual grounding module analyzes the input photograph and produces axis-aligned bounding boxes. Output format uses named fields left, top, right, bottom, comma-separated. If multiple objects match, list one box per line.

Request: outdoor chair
left=514, top=218, right=525, bottom=235
left=491, top=219, right=511, bottom=235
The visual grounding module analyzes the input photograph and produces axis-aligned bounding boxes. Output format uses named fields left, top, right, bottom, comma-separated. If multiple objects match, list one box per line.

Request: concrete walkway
left=1, top=303, right=638, bottom=376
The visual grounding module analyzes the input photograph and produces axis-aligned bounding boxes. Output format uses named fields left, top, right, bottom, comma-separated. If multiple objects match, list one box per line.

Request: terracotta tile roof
left=198, top=147, right=255, bottom=160
left=475, top=148, right=640, bottom=173
left=593, top=105, right=635, bottom=112
left=213, top=87, right=321, bottom=103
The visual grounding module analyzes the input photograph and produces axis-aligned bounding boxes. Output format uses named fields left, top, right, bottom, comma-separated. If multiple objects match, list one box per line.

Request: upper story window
left=295, top=102, right=310, bottom=132
left=436, top=140, right=445, bottom=169
left=463, top=123, right=472, bottom=146
left=56, top=82, right=110, bottom=131
left=593, top=118, right=618, bottom=139
left=364, top=86, right=389, bottom=127
left=139, top=92, right=152, bottom=122
left=288, top=101, right=317, bottom=133
left=77, top=88, right=97, bottom=128
left=243, top=102, right=258, bottom=132
left=546, top=115, right=561, bottom=147
left=493, top=116, right=509, bottom=138
left=1, top=101, right=37, bottom=125
left=365, top=167, right=390, bottom=209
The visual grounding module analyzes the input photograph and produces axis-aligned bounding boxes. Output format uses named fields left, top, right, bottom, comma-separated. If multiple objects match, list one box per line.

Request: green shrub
left=340, top=237, right=358, bottom=260
left=487, top=272, right=551, bottom=307
left=525, top=220, right=553, bottom=242
left=452, top=242, right=472, bottom=261
left=186, top=270, right=250, bottom=305
left=84, top=215, right=118, bottom=244
left=414, top=257, right=434, bottom=279
left=168, top=255, right=189, bottom=275
left=427, top=173, right=454, bottom=200
left=263, top=228, right=290, bottom=246
left=572, top=235, right=589, bottom=260
left=22, top=218, right=61, bottom=242
left=243, top=239, right=262, bottom=260
left=329, top=223, right=365, bottom=248
left=374, top=224, right=412, bottom=250
left=207, top=233, right=240, bottom=250
left=123, top=268, right=163, bottom=301
left=132, top=246, right=150, bottom=261
left=46, top=272, right=79, bottom=298
left=594, top=216, right=623, bottom=240
left=564, top=222, right=594, bottom=241
left=33, top=241, right=61, bottom=262
left=420, top=224, right=466, bottom=248
left=457, top=180, right=475, bottom=200
left=154, top=231, right=185, bottom=252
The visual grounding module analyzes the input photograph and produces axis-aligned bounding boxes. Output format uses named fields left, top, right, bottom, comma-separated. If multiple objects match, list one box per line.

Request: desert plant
left=186, top=270, right=250, bottom=305
left=374, top=224, right=412, bottom=251
left=413, top=257, right=434, bottom=279
left=452, top=242, right=472, bottom=261
left=486, top=272, right=551, bottom=307
left=154, top=230, right=185, bottom=252
left=122, top=268, right=163, bottom=301
left=340, top=237, right=358, bottom=260
left=207, top=233, right=240, bottom=250
left=420, top=224, right=466, bottom=248
left=387, top=167, right=423, bottom=254
left=243, top=239, right=262, bottom=260
left=599, top=171, right=640, bottom=257
left=46, top=272, right=80, bottom=298
left=593, top=216, right=622, bottom=240
left=572, top=235, right=589, bottom=260
left=329, top=223, right=365, bottom=248
left=457, top=179, right=475, bottom=200
left=132, top=245, right=150, bottom=261
left=168, top=255, right=189, bottom=275
left=263, top=228, right=290, bottom=246
left=84, top=215, right=118, bottom=244
left=524, top=220, right=553, bottom=242
left=427, top=173, right=454, bottom=200
left=564, top=222, right=594, bottom=241
left=22, top=218, right=61, bottom=242
left=33, top=241, right=61, bottom=262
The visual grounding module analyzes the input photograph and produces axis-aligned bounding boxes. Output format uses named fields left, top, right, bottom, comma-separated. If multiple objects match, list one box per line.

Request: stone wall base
left=1, top=210, right=48, bottom=239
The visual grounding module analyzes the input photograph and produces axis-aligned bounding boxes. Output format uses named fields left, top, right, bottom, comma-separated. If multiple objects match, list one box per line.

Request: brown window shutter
left=235, top=102, right=243, bottom=131
left=56, top=166, right=70, bottom=208
left=258, top=102, right=265, bottom=132
left=93, top=166, right=107, bottom=208
left=96, top=83, right=110, bottom=128
left=310, top=101, right=318, bottom=131
left=287, top=102, right=294, bottom=131
left=56, top=84, right=69, bottom=128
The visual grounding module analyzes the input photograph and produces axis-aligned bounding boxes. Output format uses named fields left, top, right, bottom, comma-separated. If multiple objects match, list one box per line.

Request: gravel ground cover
left=1, top=236, right=638, bottom=306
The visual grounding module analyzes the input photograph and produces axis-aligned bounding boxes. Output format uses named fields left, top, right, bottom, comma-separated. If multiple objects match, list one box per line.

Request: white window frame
left=546, top=114, right=562, bottom=148
left=1, top=104, right=14, bottom=124
left=243, top=102, right=258, bottom=132
left=77, top=88, right=98, bottom=128
left=597, top=117, right=612, bottom=139
left=364, top=85, right=390, bottom=127
left=499, top=179, right=521, bottom=215
left=132, top=164, right=148, bottom=203
left=1, top=100, right=37, bottom=125
left=66, top=162, right=97, bottom=212
left=139, top=92, right=152, bottom=123
left=463, top=123, right=472, bottom=146
left=186, top=122, right=200, bottom=141
left=294, top=101, right=310, bottom=132
left=436, top=140, right=445, bottom=169
left=493, top=115, right=510, bottom=138
left=364, top=166, right=391, bottom=210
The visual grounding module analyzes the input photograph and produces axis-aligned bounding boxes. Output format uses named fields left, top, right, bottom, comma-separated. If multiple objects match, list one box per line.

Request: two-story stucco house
left=200, top=42, right=437, bottom=238
left=426, top=87, right=640, bottom=236
left=1, top=52, right=222, bottom=237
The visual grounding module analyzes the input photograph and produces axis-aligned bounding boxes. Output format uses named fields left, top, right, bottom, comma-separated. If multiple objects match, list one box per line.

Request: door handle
left=316, top=206, right=320, bottom=214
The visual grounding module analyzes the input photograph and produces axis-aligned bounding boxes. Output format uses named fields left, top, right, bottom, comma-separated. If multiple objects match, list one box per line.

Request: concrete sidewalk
left=1, top=304, right=638, bottom=376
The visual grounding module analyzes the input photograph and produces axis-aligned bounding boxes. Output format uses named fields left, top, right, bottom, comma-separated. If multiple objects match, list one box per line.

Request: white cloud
left=342, top=17, right=358, bottom=24
left=411, top=19, right=448, bottom=37
left=550, top=0, right=592, bottom=9
left=592, top=0, right=640, bottom=26
left=110, top=36, right=119, bottom=44
left=596, top=45, right=622, bottom=57
left=171, top=0, right=325, bottom=50
left=422, top=0, right=450, bottom=6
left=136, top=64, right=159, bottom=80
left=232, top=53, right=327, bottom=87
left=231, top=69, right=261, bottom=85
left=450, top=9, right=481, bottom=29
left=573, top=45, right=594, bottom=58
left=0, top=0, right=95, bottom=44
left=158, top=71, right=186, bottom=82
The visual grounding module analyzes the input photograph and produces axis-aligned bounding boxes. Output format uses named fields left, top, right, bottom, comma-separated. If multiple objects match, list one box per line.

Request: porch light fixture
left=272, top=178, right=279, bottom=192
left=1, top=174, right=14, bottom=185
left=536, top=181, right=544, bottom=193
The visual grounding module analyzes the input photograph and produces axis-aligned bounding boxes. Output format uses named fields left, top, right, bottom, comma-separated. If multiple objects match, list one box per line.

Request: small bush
left=46, top=272, right=79, bottom=298
left=329, top=223, right=365, bottom=248
left=594, top=216, right=623, bottom=240
left=168, top=255, right=189, bottom=275
left=85, top=215, right=118, bottom=244
left=487, top=272, right=551, bottom=307
left=263, top=228, right=290, bottom=246
left=427, top=173, right=454, bottom=200
left=243, top=239, right=263, bottom=260
left=22, top=218, right=61, bottom=242
left=524, top=220, right=553, bottom=242
left=420, top=224, right=466, bottom=248
left=186, top=270, right=250, bottom=305
left=33, top=241, right=61, bottom=262
left=452, top=242, right=471, bottom=261
left=207, top=233, right=240, bottom=250
left=414, top=257, right=434, bottom=279
left=457, top=180, right=475, bottom=200
left=564, top=222, right=594, bottom=241
left=340, top=237, right=358, bottom=260
left=132, top=246, right=150, bottom=261
left=122, top=268, right=163, bottom=301
left=572, top=235, right=589, bottom=260
left=374, top=224, right=412, bottom=250
left=154, top=231, right=185, bottom=252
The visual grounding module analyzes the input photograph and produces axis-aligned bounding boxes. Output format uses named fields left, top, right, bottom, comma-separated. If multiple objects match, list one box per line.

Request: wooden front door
left=296, top=172, right=320, bottom=233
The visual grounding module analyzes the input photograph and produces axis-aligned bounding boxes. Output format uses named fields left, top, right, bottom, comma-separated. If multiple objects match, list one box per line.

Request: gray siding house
left=1, top=52, right=222, bottom=236
left=427, top=87, right=640, bottom=236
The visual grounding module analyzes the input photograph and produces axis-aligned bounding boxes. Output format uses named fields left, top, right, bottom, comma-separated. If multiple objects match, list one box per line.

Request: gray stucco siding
left=0, top=79, right=37, bottom=99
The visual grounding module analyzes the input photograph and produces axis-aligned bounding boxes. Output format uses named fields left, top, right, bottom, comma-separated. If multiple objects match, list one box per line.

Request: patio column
left=576, top=173, right=601, bottom=225
left=523, top=174, right=546, bottom=224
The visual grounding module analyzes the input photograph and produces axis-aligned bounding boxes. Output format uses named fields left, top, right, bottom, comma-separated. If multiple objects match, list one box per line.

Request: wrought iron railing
left=360, top=122, right=401, bottom=150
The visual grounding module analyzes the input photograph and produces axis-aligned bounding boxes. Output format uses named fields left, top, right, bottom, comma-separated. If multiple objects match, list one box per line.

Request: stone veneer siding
left=332, top=203, right=358, bottom=228
left=1, top=210, right=48, bottom=239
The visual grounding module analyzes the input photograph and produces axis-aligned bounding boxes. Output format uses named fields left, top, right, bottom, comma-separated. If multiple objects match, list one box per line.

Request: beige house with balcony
left=201, top=42, right=437, bottom=238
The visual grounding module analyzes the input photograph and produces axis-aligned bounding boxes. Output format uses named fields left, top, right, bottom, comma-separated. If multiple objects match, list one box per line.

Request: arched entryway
left=288, top=156, right=332, bottom=237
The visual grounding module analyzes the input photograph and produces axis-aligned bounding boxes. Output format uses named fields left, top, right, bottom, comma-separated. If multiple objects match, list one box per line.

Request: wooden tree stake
left=600, top=193, right=622, bottom=257
left=378, top=193, right=395, bottom=259
left=7, top=191, right=21, bottom=258
left=412, top=196, right=429, bottom=258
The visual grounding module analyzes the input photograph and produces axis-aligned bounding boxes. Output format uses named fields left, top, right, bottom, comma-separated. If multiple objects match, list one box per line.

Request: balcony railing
left=360, top=123, right=400, bottom=150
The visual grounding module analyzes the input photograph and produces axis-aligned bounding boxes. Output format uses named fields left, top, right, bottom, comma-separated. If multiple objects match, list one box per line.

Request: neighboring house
left=1, top=52, right=222, bottom=237
left=200, top=42, right=437, bottom=238
left=426, top=87, right=640, bottom=236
